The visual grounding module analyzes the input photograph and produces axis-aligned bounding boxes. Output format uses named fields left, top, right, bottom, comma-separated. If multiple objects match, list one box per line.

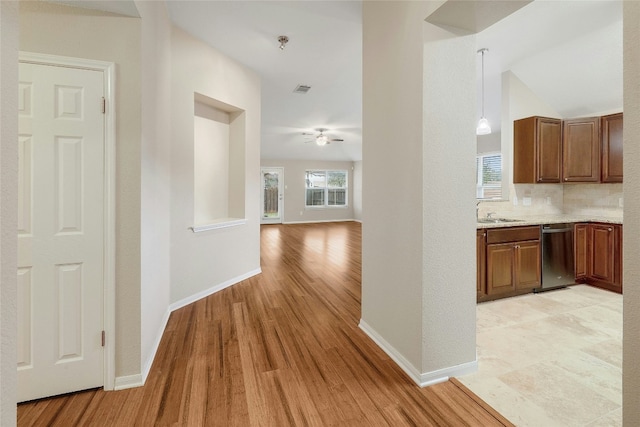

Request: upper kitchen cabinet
left=513, top=116, right=562, bottom=183
left=601, top=113, right=623, bottom=183
left=562, top=117, right=600, bottom=182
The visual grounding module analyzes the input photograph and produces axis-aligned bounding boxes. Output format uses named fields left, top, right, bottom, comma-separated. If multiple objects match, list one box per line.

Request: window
left=476, top=153, right=502, bottom=199
left=305, top=170, right=348, bottom=207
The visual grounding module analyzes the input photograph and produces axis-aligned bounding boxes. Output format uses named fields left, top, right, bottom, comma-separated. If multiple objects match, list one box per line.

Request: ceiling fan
left=302, top=128, right=344, bottom=146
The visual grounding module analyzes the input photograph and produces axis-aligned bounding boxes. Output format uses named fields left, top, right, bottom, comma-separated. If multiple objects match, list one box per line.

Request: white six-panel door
left=18, top=62, right=105, bottom=402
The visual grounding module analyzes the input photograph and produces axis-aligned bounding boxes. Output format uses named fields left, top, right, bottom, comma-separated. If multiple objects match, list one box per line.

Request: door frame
left=19, top=52, right=116, bottom=391
left=261, top=167, right=284, bottom=224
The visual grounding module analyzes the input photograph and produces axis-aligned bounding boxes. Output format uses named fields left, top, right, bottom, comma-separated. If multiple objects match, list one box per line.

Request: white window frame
left=305, top=169, right=348, bottom=208
left=476, top=152, right=502, bottom=199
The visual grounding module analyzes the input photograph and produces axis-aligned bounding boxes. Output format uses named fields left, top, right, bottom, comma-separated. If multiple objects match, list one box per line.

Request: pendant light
left=476, top=48, right=492, bottom=135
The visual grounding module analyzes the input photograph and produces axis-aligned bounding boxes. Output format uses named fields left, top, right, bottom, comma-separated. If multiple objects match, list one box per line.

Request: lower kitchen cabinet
left=574, top=222, right=622, bottom=293
left=481, top=226, right=541, bottom=301
left=574, top=223, right=588, bottom=279
left=477, top=229, right=487, bottom=300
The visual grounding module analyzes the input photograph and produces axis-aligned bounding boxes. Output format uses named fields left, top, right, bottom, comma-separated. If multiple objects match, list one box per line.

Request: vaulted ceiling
left=47, top=1, right=623, bottom=162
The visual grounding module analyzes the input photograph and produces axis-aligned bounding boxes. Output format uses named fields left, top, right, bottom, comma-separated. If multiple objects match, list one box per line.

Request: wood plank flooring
left=18, top=222, right=513, bottom=426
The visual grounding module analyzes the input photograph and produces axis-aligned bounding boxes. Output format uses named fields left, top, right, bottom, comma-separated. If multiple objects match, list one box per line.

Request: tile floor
left=459, top=285, right=622, bottom=427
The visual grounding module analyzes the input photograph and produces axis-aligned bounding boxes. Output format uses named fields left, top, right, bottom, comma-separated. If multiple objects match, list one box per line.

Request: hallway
left=18, top=222, right=510, bottom=426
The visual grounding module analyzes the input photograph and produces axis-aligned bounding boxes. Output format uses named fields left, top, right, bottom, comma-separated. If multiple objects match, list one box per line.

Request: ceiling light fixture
left=278, top=35, right=289, bottom=50
left=316, top=130, right=328, bottom=146
left=476, top=48, right=492, bottom=136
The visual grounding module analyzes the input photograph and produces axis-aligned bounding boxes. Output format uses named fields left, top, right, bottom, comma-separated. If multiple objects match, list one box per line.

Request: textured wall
left=0, top=2, right=18, bottom=424
left=623, top=2, right=640, bottom=424
left=361, top=1, right=429, bottom=371
left=422, top=26, right=477, bottom=375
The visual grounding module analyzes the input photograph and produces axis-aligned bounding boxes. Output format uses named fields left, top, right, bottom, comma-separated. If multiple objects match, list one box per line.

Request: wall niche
left=193, top=93, right=246, bottom=231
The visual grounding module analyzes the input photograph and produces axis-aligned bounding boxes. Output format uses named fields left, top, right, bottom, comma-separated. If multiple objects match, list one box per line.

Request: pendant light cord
left=480, top=48, right=486, bottom=117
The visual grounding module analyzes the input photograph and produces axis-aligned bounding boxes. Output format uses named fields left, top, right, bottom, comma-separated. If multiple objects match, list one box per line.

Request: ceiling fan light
left=476, top=117, right=492, bottom=135
left=316, top=134, right=328, bottom=146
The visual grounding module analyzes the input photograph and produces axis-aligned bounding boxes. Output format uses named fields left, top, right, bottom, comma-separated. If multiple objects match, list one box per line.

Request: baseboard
left=116, top=268, right=262, bottom=391
left=282, top=219, right=356, bottom=225
left=140, top=308, right=172, bottom=385
left=169, top=268, right=262, bottom=312
left=359, top=319, right=478, bottom=387
left=114, top=373, right=144, bottom=391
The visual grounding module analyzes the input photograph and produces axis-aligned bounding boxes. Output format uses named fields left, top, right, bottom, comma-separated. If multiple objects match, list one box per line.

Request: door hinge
left=101, top=97, right=106, bottom=114
left=101, top=330, right=106, bottom=347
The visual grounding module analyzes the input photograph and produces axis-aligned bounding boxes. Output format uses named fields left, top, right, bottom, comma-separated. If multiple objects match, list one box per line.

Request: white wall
left=0, top=2, right=18, bottom=424
left=260, top=159, right=356, bottom=223
left=19, top=1, right=143, bottom=379
left=361, top=1, right=437, bottom=379
left=422, top=26, right=477, bottom=377
left=623, top=2, right=640, bottom=424
left=194, top=114, right=230, bottom=223
left=135, top=0, right=172, bottom=387
left=169, top=27, right=261, bottom=305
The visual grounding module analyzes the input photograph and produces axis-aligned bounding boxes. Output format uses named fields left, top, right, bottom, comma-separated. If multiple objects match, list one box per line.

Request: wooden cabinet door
left=477, top=229, right=487, bottom=299
left=590, top=223, right=615, bottom=283
left=563, top=117, right=600, bottom=182
left=574, top=223, right=589, bottom=279
left=486, top=243, right=515, bottom=296
left=612, top=224, right=623, bottom=289
left=601, top=113, right=623, bottom=183
left=513, top=117, right=561, bottom=183
left=514, top=240, right=541, bottom=290
left=536, top=118, right=563, bottom=182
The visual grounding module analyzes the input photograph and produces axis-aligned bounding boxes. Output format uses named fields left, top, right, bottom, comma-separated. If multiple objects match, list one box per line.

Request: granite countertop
left=476, top=214, right=623, bottom=229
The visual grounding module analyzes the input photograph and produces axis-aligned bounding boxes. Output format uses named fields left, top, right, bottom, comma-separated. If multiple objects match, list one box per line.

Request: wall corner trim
left=114, top=374, right=144, bottom=391
left=358, top=319, right=478, bottom=388
left=117, top=268, right=262, bottom=391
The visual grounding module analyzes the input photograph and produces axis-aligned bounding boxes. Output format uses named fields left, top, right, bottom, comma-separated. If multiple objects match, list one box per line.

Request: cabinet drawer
left=486, top=226, right=541, bottom=244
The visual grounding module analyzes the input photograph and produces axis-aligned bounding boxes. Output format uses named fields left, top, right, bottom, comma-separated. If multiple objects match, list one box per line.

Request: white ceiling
left=476, top=0, right=622, bottom=131
left=166, top=1, right=363, bottom=162
left=47, top=1, right=623, bottom=162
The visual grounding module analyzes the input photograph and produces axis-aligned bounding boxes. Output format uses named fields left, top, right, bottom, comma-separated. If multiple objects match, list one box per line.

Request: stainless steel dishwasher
left=535, top=223, right=575, bottom=292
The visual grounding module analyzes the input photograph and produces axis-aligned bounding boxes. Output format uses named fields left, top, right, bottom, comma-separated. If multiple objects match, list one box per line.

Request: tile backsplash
left=563, top=183, right=623, bottom=217
left=477, top=183, right=623, bottom=219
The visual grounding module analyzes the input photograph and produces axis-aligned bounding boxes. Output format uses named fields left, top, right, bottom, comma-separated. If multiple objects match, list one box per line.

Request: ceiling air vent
left=293, top=84, right=311, bottom=94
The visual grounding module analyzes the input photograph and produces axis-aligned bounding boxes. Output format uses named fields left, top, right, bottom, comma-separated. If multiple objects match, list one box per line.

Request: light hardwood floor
left=18, top=222, right=512, bottom=426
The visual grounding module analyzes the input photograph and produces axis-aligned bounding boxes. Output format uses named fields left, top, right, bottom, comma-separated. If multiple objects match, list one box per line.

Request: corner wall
left=422, top=25, right=477, bottom=378
left=0, top=2, right=18, bottom=424
left=169, top=27, right=261, bottom=305
left=135, top=0, right=173, bottom=385
left=361, top=1, right=428, bottom=372
left=19, top=1, right=143, bottom=379
left=623, top=2, right=640, bottom=424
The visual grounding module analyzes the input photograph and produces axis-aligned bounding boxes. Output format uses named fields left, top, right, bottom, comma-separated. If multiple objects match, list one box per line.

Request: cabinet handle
left=608, top=228, right=613, bottom=232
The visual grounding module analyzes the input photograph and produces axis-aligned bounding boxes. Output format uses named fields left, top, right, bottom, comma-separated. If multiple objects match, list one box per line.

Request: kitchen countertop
left=477, top=214, right=623, bottom=229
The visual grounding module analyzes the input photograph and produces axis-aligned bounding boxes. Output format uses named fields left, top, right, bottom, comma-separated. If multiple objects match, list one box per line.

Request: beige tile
left=458, top=376, right=563, bottom=427
left=499, top=362, right=620, bottom=426
left=582, top=339, right=622, bottom=369
left=585, top=408, right=622, bottom=427
left=551, top=351, right=622, bottom=403
left=461, top=284, right=622, bottom=427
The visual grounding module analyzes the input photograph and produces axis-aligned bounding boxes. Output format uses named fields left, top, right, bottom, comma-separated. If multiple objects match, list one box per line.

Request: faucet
left=476, top=200, right=481, bottom=220
left=487, top=212, right=496, bottom=219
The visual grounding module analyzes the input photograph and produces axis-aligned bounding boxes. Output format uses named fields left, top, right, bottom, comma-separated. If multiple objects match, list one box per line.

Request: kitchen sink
left=477, top=218, right=523, bottom=224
